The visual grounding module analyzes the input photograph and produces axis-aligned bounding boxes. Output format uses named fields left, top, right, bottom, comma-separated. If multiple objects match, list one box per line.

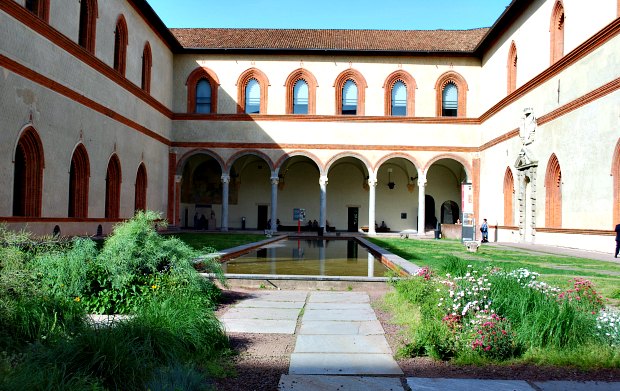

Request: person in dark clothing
left=480, top=218, right=489, bottom=243
left=615, top=224, right=620, bottom=258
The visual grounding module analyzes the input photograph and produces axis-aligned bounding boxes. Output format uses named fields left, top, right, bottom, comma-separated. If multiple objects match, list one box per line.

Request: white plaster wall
left=536, top=232, right=615, bottom=253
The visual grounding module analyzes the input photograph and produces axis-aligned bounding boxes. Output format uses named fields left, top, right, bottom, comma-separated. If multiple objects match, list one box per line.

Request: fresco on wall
left=181, top=159, right=239, bottom=204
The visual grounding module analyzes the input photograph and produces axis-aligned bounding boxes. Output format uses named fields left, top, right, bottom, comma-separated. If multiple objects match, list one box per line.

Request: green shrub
left=440, top=255, right=470, bottom=277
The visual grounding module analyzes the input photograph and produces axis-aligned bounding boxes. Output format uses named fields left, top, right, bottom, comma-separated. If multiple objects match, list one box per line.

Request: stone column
left=174, top=175, right=182, bottom=227
left=221, top=174, right=230, bottom=232
left=270, top=174, right=279, bottom=232
left=367, top=176, right=377, bottom=236
left=367, top=252, right=375, bottom=277
left=319, top=175, right=328, bottom=229
left=417, top=174, right=427, bottom=236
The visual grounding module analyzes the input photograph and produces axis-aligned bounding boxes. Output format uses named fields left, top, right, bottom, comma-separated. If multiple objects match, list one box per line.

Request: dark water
left=222, top=239, right=389, bottom=277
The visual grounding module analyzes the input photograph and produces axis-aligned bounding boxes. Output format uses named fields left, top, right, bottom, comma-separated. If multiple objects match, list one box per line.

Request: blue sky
left=146, top=0, right=512, bottom=30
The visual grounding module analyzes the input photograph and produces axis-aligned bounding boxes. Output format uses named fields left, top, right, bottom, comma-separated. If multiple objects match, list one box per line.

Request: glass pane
left=342, top=80, right=357, bottom=115
left=293, top=80, right=308, bottom=114
left=245, top=79, right=260, bottom=114
left=391, top=81, right=407, bottom=116
left=196, top=79, right=211, bottom=114
left=442, top=83, right=458, bottom=112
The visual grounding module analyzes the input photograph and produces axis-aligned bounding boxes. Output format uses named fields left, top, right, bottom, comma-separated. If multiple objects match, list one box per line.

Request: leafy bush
left=470, top=313, right=519, bottom=360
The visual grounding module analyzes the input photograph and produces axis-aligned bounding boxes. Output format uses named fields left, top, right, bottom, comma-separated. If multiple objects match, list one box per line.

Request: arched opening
left=503, top=167, right=514, bottom=225
left=229, top=154, right=273, bottom=230
left=426, top=157, right=468, bottom=230
left=383, top=70, right=416, bottom=117
left=507, top=41, right=517, bottom=94
left=78, top=0, right=97, bottom=53
left=105, top=155, right=122, bottom=219
left=334, top=69, right=367, bottom=116
left=285, top=69, right=318, bottom=114
left=13, top=127, right=44, bottom=217
left=180, top=154, right=224, bottom=229
left=25, top=0, right=49, bottom=21
left=441, top=200, right=460, bottom=224
left=375, top=157, right=419, bottom=231
left=186, top=66, right=220, bottom=114
left=545, top=154, right=562, bottom=227
left=236, top=68, right=269, bottom=114
left=435, top=71, right=468, bottom=117
left=550, top=1, right=565, bottom=64
left=276, top=155, right=321, bottom=230
left=134, top=163, right=147, bottom=213
left=113, top=15, right=128, bottom=75
left=141, top=42, right=152, bottom=93
left=68, top=144, right=90, bottom=218
left=612, top=140, right=620, bottom=226
left=326, top=156, right=371, bottom=232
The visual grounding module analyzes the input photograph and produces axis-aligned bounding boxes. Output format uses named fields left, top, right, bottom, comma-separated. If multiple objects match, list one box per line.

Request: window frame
left=236, top=68, right=269, bottom=114
left=134, top=163, right=147, bottom=213
left=113, top=15, right=128, bottom=76
left=186, top=66, right=220, bottom=114
left=550, top=0, right=565, bottom=65
left=284, top=68, right=318, bottom=114
left=334, top=69, right=367, bottom=116
left=12, top=127, right=45, bottom=217
left=141, top=42, right=152, bottom=93
left=68, top=144, right=90, bottom=218
left=25, top=0, right=50, bottom=22
left=78, top=0, right=98, bottom=53
left=507, top=41, right=517, bottom=94
left=435, top=71, right=468, bottom=117
left=383, top=70, right=416, bottom=116
left=105, top=154, right=122, bottom=219
left=544, top=153, right=562, bottom=228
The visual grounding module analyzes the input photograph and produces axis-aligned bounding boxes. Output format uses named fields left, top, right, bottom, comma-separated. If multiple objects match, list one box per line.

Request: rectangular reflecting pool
left=222, top=239, right=390, bottom=277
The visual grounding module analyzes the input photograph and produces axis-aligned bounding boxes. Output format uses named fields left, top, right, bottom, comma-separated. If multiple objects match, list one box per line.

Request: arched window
left=186, top=66, right=219, bottom=114
left=503, top=167, right=514, bottom=226
left=334, top=69, right=367, bottom=116
left=435, top=71, right=468, bottom=117
left=383, top=70, right=416, bottom=116
left=237, top=68, right=269, bottom=114
left=141, top=42, right=152, bottom=93
left=284, top=69, right=318, bottom=114
left=13, top=127, right=44, bottom=217
left=507, top=41, right=517, bottom=94
left=113, top=15, right=128, bottom=76
left=68, top=144, right=90, bottom=218
left=25, top=0, right=49, bottom=22
left=550, top=1, right=565, bottom=65
left=105, top=154, right=122, bottom=219
left=78, top=0, right=97, bottom=53
left=612, top=140, right=620, bottom=227
left=293, top=80, right=309, bottom=114
left=134, top=163, right=147, bottom=213
left=545, top=154, right=562, bottom=227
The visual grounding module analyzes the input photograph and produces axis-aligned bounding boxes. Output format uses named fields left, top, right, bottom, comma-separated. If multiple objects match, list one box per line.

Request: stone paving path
left=218, top=290, right=620, bottom=391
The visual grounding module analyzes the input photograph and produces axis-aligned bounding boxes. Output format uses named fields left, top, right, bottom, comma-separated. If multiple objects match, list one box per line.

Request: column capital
left=174, top=175, right=182, bottom=183
left=221, top=174, right=231, bottom=184
left=417, top=174, right=426, bottom=187
left=368, top=178, right=377, bottom=187
left=319, top=175, right=328, bottom=186
left=270, top=176, right=280, bottom=185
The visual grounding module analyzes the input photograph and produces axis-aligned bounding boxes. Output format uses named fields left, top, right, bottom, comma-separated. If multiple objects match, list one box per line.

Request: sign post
left=293, top=208, right=306, bottom=234
left=461, top=183, right=475, bottom=242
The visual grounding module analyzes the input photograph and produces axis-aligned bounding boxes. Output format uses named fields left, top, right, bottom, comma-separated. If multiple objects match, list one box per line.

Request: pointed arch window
left=141, top=42, right=152, bottom=93
left=507, top=41, right=517, bottom=94
left=68, top=144, right=90, bottom=218
left=13, top=127, right=44, bottom=217
left=134, top=163, right=147, bottom=213
left=113, top=15, right=128, bottom=76
left=105, top=155, right=122, bottom=219
left=545, top=154, right=562, bottom=228
left=293, top=80, right=309, bottom=114
left=25, top=0, right=49, bottom=22
left=186, top=66, right=219, bottom=114
left=503, top=168, right=514, bottom=226
left=237, top=68, right=269, bottom=114
left=78, top=0, right=97, bottom=53
left=435, top=71, right=468, bottom=117
left=334, top=69, right=367, bottom=116
left=550, top=1, right=565, bottom=64
left=285, top=69, right=318, bottom=114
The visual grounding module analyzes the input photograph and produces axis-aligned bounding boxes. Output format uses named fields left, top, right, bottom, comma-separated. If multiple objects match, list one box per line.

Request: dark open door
left=257, top=205, right=268, bottom=230
left=347, top=207, right=359, bottom=232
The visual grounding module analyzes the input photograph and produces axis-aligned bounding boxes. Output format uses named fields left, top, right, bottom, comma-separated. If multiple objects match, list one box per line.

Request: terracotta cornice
left=170, top=142, right=477, bottom=153
left=171, top=113, right=479, bottom=124
left=0, top=54, right=171, bottom=146
left=0, top=0, right=174, bottom=119
left=536, top=227, right=614, bottom=236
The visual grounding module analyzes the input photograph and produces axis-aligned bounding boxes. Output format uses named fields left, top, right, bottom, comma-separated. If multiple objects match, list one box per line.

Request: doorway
left=257, top=205, right=268, bottom=230
left=425, top=195, right=436, bottom=230
left=347, top=207, right=359, bottom=232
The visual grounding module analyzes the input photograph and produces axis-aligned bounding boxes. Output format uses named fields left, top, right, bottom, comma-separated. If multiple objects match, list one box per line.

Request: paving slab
left=298, top=320, right=384, bottom=335
left=289, top=353, right=403, bottom=375
left=302, top=308, right=377, bottom=321
left=235, top=299, right=305, bottom=309
left=308, top=292, right=369, bottom=303
left=406, top=378, right=534, bottom=391
left=294, top=335, right=391, bottom=354
left=304, top=302, right=371, bottom=310
left=220, top=307, right=301, bottom=320
left=251, top=291, right=308, bottom=301
left=533, top=381, right=620, bottom=391
left=278, top=375, right=404, bottom=391
left=221, top=318, right=297, bottom=334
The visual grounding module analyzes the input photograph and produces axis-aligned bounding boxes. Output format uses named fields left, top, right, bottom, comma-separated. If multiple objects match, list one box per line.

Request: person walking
left=615, top=223, right=620, bottom=258
left=480, top=218, right=489, bottom=243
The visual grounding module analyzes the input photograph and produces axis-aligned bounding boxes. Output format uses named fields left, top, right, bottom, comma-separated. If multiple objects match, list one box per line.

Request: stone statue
left=519, top=107, right=537, bottom=146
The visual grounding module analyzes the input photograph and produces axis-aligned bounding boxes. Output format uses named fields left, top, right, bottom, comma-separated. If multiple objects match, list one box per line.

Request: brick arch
left=545, top=153, right=562, bottom=228
left=550, top=0, right=565, bottom=65
left=78, top=0, right=97, bottom=53
left=141, top=42, right=152, bottom=93
left=113, top=15, right=128, bottom=75
left=373, top=152, right=422, bottom=174
left=68, top=143, right=90, bottom=218
left=325, top=152, right=372, bottom=175
left=507, top=41, right=518, bottom=94
left=435, top=71, right=468, bottom=117
left=25, top=0, right=50, bottom=22
left=13, top=126, right=44, bottom=217
left=134, top=163, right=147, bottom=213
left=105, top=154, right=122, bottom=219
left=383, top=70, right=416, bottom=116
left=274, top=150, right=324, bottom=175
left=236, top=68, right=269, bottom=114
left=284, top=68, right=318, bottom=114
left=334, top=68, right=367, bottom=116
left=612, top=139, right=620, bottom=226
left=176, top=149, right=225, bottom=175
left=503, top=167, right=515, bottom=225
left=226, top=150, right=274, bottom=172
left=186, top=66, right=220, bottom=113
left=423, top=153, right=472, bottom=181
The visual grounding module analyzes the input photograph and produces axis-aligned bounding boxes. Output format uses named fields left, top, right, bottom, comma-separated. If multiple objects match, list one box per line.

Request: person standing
left=480, top=218, right=489, bottom=243
left=615, top=223, right=620, bottom=258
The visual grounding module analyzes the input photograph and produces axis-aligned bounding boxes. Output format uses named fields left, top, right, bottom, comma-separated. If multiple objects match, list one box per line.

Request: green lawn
left=369, top=237, right=620, bottom=303
left=172, top=232, right=267, bottom=251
